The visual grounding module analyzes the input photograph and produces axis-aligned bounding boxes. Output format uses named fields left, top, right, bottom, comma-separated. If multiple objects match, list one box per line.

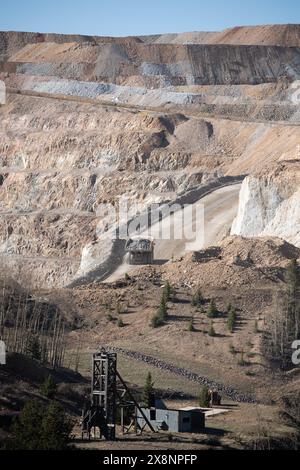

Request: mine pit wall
left=4, top=78, right=300, bottom=124
left=1, top=38, right=300, bottom=86
left=231, top=174, right=300, bottom=248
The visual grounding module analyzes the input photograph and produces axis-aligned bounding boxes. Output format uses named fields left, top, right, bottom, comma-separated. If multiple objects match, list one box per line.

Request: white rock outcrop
left=231, top=176, right=300, bottom=247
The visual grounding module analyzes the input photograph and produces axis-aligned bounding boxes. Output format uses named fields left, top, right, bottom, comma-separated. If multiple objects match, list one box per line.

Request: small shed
left=125, top=238, right=154, bottom=265
left=137, top=406, right=205, bottom=433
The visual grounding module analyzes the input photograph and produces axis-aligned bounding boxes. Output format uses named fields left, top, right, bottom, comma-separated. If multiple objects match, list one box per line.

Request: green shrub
left=117, top=318, right=125, bottom=328
left=151, top=314, right=164, bottom=328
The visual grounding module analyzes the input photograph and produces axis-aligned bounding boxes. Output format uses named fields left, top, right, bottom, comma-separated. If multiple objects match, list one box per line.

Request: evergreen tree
left=8, top=400, right=72, bottom=450
left=198, top=386, right=210, bottom=407
left=191, top=289, right=203, bottom=308
left=40, top=402, right=73, bottom=450
left=142, top=372, right=155, bottom=408
left=157, top=294, right=168, bottom=321
left=40, top=375, right=57, bottom=399
left=163, top=281, right=172, bottom=301
left=8, top=401, right=43, bottom=450
left=26, top=334, right=41, bottom=361
left=227, top=307, right=237, bottom=333
left=207, top=299, right=218, bottom=318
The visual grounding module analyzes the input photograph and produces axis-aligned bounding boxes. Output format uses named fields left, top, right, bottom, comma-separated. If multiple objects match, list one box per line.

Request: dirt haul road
left=104, top=183, right=241, bottom=282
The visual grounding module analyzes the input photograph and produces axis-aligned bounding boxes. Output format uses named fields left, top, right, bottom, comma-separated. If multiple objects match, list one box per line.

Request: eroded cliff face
left=231, top=165, right=300, bottom=247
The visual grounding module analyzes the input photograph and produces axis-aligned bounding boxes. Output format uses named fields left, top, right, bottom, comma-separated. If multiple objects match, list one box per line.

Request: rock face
left=231, top=166, right=300, bottom=247
left=0, top=26, right=299, bottom=287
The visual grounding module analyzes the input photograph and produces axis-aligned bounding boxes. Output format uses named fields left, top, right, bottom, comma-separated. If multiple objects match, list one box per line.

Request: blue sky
left=0, top=0, right=300, bottom=36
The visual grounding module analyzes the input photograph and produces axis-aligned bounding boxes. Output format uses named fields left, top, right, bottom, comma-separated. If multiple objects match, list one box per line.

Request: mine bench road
left=7, top=88, right=300, bottom=127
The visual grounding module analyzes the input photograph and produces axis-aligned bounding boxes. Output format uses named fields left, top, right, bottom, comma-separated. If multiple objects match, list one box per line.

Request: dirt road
left=104, top=183, right=241, bottom=282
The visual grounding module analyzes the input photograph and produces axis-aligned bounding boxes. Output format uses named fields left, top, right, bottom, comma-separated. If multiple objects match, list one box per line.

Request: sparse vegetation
left=266, top=259, right=300, bottom=368
left=0, top=282, right=67, bottom=368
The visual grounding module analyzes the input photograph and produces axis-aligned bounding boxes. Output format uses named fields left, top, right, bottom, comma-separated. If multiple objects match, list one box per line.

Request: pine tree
left=8, top=401, right=43, bottom=450
left=191, top=289, right=203, bottom=308
left=199, top=386, right=210, bottom=407
left=207, top=299, right=218, bottom=318
left=227, top=307, right=237, bottom=333
left=142, top=372, right=155, bottom=408
left=40, top=402, right=72, bottom=450
left=8, top=400, right=72, bottom=450
left=163, top=281, right=172, bottom=301
left=26, top=334, right=41, bottom=361
left=157, top=294, right=168, bottom=321
left=40, top=375, right=57, bottom=399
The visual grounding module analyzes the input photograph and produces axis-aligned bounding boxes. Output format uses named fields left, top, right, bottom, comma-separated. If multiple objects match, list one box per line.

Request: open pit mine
left=0, top=25, right=300, bottom=451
